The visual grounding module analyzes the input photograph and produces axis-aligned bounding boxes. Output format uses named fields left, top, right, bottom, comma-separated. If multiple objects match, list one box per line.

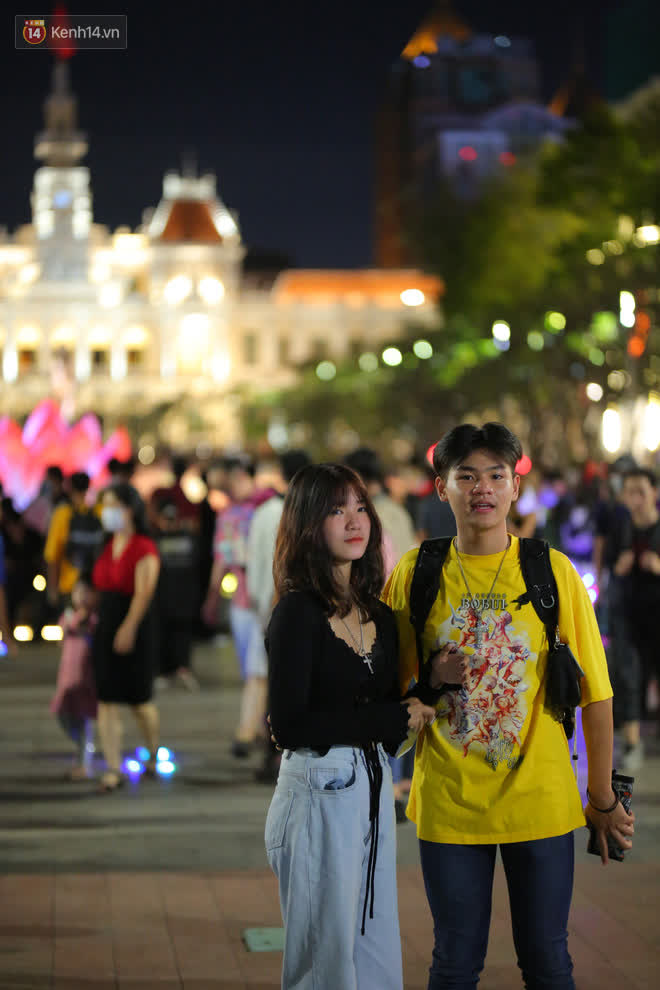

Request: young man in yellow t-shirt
left=383, top=422, right=634, bottom=990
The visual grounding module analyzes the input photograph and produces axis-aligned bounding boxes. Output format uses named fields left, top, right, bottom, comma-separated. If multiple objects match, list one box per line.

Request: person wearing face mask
left=91, top=484, right=160, bottom=792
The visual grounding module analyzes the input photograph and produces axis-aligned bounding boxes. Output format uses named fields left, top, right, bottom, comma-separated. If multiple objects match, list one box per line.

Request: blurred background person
left=0, top=499, right=16, bottom=657
left=44, top=472, right=104, bottom=614
left=148, top=453, right=199, bottom=532
left=92, top=483, right=160, bottom=792
left=197, top=460, right=230, bottom=639
left=152, top=498, right=200, bottom=690
left=23, top=464, right=68, bottom=536
left=202, top=454, right=277, bottom=756
left=1, top=497, right=44, bottom=627
left=107, top=457, right=137, bottom=488
left=507, top=468, right=539, bottom=538
left=49, top=575, right=98, bottom=779
left=415, top=463, right=457, bottom=543
left=606, top=467, right=660, bottom=770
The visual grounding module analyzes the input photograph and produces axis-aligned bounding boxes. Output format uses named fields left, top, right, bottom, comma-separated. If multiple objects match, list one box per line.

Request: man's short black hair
left=222, top=454, right=256, bottom=478
left=171, top=454, right=188, bottom=480
left=622, top=466, right=657, bottom=488
left=46, top=465, right=64, bottom=483
left=70, top=472, right=90, bottom=494
left=279, top=449, right=312, bottom=484
left=344, top=447, right=385, bottom=487
left=432, top=423, right=523, bottom=479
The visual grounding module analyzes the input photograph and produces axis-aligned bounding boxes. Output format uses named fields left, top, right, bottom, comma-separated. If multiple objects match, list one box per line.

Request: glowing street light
left=413, top=339, right=433, bottom=359
left=316, top=360, right=336, bottom=381
left=491, top=321, right=510, bottom=342
left=642, top=393, right=660, bottom=452
left=400, top=289, right=425, bottom=307
left=198, top=276, right=224, bottom=304
left=382, top=347, right=403, bottom=366
left=358, top=352, right=378, bottom=372
left=164, top=274, right=192, bottom=305
left=602, top=408, right=622, bottom=454
left=619, top=290, right=635, bottom=328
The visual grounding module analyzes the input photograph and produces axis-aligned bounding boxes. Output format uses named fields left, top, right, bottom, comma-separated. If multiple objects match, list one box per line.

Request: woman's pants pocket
left=265, top=789, right=295, bottom=854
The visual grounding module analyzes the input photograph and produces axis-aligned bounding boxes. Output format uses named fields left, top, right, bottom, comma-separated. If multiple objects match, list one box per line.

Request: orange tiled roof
left=157, top=200, right=223, bottom=243
left=272, top=269, right=443, bottom=303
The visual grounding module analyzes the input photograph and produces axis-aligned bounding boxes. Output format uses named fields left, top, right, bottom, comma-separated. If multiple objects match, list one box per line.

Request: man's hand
left=113, top=620, right=136, bottom=655
left=639, top=549, right=660, bottom=575
left=403, top=697, right=437, bottom=733
left=613, top=549, right=634, bottom=577
left=584, top=794, right=635, bottom=864
left=429, top=644, right=467, bottom=689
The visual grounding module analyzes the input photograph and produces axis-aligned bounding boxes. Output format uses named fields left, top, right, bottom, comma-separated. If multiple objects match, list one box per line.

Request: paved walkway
left=1, top=641, right=659, bottom=989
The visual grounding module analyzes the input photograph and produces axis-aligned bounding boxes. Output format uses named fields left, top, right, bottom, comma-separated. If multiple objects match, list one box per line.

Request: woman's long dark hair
left=111, top=482, right=148, bottom=535
left=273, top=463, right=384, bottom=617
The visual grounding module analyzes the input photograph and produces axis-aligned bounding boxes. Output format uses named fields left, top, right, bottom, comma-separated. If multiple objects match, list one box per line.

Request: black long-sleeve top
left=267, top=590, right=409, bottom=755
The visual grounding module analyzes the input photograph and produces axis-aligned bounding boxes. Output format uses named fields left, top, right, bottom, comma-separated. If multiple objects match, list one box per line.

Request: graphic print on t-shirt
left=433, top=590, right=534, bottom=771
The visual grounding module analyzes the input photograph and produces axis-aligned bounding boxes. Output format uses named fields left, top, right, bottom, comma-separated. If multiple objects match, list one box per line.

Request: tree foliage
left=242, top=89, right=660, bottom=464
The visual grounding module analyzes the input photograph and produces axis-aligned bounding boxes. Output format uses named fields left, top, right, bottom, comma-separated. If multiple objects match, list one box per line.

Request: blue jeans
left=266, top=745, right=403, bottom=990
left=228, top=604, right=266, bottom=680
left=419, top=833, right=575, bottom=990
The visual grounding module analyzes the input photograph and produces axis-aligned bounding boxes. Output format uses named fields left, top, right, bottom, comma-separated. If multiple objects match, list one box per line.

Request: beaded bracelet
left=586, top=788, right=619, bottom=814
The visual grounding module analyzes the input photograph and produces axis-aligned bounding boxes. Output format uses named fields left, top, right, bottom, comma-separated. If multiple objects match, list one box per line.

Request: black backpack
left=409, top=537, right=584, bottom=738
left=65, top=509, right=105, bottom=574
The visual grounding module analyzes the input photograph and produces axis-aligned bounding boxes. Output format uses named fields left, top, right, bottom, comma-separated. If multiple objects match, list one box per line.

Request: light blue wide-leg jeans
left=265, top=744, right=403, bottom=990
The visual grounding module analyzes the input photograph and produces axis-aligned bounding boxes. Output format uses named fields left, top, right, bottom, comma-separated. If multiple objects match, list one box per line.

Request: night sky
left=1, top=0, right=658, bottom=268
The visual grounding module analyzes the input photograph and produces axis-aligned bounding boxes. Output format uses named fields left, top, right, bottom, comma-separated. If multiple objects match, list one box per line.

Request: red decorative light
left=515, top=455, right=532, bottom=475
left=458, top=146, right=478, bottom=162
left=426, top=442, right=438, bottom=467
left=499, top=151, right=516, bottom=166
left=52, top=6, right=75, bottom=59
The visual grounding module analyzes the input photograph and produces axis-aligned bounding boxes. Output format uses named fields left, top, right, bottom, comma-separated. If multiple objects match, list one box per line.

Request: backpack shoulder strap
left=409, top=537, right=453, bottom=682
left=514, top=537, right=559, bottom=644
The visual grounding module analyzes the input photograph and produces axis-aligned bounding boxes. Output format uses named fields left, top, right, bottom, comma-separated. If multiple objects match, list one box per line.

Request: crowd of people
left=0, top=445, right=658, bottom=783
left=0, top=431, right=657, bottom=985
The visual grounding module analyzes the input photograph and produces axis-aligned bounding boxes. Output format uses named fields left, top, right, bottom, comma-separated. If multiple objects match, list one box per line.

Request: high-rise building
left=374, top=1, right=573, bottom=266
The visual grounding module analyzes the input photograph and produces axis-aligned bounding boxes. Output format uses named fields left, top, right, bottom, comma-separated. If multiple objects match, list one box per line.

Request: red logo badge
left=23, top=19, right=46, bottom=45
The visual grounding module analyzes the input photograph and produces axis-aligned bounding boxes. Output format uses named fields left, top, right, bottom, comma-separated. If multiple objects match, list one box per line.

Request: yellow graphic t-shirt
left=382, top=536, right=612, bottom=844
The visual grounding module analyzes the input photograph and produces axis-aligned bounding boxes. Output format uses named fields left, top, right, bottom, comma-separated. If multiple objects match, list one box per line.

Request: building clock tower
left=31, top=57, right=92, bottom=282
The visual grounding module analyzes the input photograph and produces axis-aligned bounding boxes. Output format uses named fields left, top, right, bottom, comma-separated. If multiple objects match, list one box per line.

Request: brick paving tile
left=53, top=935, right=115, bottom=979
left=53, top=981, right=117, bottom=990
left=171, top=932, right=242, bottom=982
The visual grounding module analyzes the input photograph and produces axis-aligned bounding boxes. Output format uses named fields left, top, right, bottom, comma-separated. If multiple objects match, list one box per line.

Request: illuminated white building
left=0, top=63, right=441, bottom=445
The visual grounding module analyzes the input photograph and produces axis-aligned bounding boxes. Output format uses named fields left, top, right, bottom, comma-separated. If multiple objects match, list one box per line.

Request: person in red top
left=92, top=483, right=160, bottom=792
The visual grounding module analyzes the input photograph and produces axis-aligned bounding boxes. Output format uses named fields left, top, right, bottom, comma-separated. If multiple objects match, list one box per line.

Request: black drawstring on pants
left=361, top=743, right=383, bottom=936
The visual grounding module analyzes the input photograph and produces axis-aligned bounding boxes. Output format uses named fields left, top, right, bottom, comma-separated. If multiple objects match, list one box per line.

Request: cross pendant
left=363, top=655, right=374, bottom=674
left=474, top=613, right=485, bottom=648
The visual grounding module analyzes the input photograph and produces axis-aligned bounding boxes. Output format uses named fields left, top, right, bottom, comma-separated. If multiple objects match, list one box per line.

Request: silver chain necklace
left=339, top=606, right=374, bottom=674
left=453, top=538, right=510, bottom=647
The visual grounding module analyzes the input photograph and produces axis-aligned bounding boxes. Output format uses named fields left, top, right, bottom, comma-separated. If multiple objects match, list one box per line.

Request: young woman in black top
left=265, top=463, right=436, bottom=990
